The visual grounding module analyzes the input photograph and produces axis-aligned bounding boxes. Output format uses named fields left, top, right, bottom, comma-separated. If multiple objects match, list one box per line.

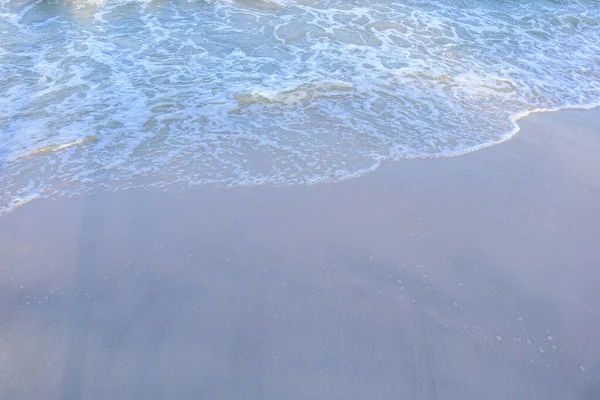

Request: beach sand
left=0, top=108, right=599, bottom=399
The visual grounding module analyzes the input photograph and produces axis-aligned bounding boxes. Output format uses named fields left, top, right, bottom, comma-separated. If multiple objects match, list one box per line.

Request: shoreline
left=0, top=107, right=599, bottom=399
left=437, top=102, right=600, bottom=159
left=1, top=103, right=599, bottom=218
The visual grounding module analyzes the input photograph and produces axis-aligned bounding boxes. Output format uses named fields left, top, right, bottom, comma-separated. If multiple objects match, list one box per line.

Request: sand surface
left=0, top=108, right=599, bottom=399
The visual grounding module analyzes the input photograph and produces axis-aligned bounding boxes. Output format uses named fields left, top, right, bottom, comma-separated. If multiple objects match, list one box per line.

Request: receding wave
left=11, top=136, right=98, bottom=161
left=1, top=0, right=600, bottom=215
left=233, top=80, right=353, bottom=108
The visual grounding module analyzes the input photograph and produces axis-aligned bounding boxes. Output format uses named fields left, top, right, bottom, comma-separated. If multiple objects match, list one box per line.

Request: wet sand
left=0, top=108, right=599, bottom=400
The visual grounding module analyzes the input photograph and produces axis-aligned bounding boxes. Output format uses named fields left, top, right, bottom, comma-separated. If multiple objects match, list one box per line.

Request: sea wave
left=233, top=79, right=353, bottom=108
left=1, top=0, right=600, bottom=216
left=10, top=136, right=98, bottom=161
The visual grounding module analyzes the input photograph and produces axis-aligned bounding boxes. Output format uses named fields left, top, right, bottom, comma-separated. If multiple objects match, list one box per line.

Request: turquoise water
left=1, top=0, right=599, bottom=213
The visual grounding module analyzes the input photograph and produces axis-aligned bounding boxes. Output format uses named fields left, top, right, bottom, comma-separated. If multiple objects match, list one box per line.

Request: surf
left=1, top=0, right=599, bottom=216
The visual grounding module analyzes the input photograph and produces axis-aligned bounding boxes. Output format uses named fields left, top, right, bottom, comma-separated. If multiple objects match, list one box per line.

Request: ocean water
left=1, top=0, right=599, bottom=213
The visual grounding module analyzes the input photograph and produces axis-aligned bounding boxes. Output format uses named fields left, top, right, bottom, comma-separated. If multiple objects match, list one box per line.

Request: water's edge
left=2, top=102, right=599, bottom=218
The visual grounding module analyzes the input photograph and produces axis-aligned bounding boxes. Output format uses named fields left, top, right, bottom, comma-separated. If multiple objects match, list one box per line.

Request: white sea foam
left=1, top=0, right=599, bottom=216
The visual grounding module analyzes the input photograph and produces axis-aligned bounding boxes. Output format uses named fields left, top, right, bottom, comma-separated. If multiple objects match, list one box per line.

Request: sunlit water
left=1, top=0, right=599, bottom=213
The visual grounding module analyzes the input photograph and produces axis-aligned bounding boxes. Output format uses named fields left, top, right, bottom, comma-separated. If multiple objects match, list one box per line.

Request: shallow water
left=1, top=0, right=600, bottom=212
